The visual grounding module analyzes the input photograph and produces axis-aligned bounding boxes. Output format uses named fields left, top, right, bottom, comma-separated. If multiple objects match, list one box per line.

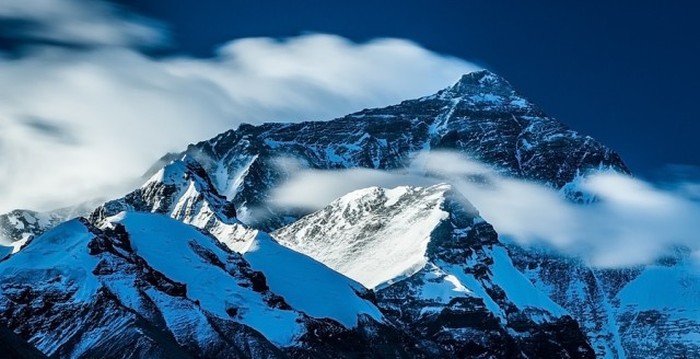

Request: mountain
left=508, top=245, right=700, bottom=358
left=177, top=69, right=628, bottom=230
left=142, top=70, right=690, bottom=358
left=272, top=181, right=700, bottom=358
left=0, top=200, right=100, bottom=249
left=85, top=152, right=594, bottom=357
left=274, top=184, right=595, bottom=358
left=0, top=212, right=423, bottom=358
left=0, top=69, right=628, bottom=240
left=0, top=69, right=695, bottom=358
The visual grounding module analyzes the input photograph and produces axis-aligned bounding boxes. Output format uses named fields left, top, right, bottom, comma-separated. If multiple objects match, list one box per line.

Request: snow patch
left=243, top=231, right=384, bottom=327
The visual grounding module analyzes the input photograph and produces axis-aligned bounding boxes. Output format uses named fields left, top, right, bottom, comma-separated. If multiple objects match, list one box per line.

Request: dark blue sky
left=116, top=0, right=699, bottom=177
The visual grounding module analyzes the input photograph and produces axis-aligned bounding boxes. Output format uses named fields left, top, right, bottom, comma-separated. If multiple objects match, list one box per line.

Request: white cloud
left=165, top=34, right=479, bottom=122
left=0, top=0, right=168, bottom=48
left=270, top=151, right=700, bottom=267
left=0, top=34, right=479, bottom=213
left=272, top=168, right=435, bottom=210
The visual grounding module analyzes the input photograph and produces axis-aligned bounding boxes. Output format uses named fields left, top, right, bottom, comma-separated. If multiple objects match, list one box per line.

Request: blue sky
left=111, top=0, right=700, bottom=177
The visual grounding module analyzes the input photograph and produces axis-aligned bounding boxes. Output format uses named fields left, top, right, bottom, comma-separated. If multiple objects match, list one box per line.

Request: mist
left=270, top=151, right=700, bottom=267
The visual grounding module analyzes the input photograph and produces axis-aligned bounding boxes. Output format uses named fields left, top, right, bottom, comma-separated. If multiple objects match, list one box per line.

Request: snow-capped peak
left=0, top=210, right=398, bottom=357
left=437, top=69, right=518, bottom=99
left=272, top=184, right=592, bottom=356
left=273, top=184, right=566, bottom=320
left=274, top=184, right=458, bottom=289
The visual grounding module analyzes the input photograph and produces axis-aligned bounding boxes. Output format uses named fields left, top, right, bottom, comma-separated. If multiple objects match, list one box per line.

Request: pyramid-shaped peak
left=445, top=69, right=516, bottom=96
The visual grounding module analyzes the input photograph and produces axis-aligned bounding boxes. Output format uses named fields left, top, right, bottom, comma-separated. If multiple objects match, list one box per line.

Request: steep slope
left=274, top=184, right=595, bottom=358
left=614, top=253, right=700, bottom=358
left=89, top=156, right=266, bottom=254
left=509, top=244, right=700, bottom=359
left=0, top=215, right=284, bottom=358
left=506, top=245, right=634, bottom=358
left=89, top=157, right=397, bottom=334
left=54, top=154, right=599, bottom=357
left=0, top=212, right=419, bottom=358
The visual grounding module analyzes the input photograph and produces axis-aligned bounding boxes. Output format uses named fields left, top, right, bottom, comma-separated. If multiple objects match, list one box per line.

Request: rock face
left=274, top=184, right=595, bottom=358
left=90, top=157, right=250, bottom=251
left=508, top=245, right=700, bottom=359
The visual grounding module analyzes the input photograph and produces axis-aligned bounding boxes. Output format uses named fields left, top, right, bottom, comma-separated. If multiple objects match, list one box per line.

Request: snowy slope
left=614, top=253, right=700, bottom=358
left=0, top=215, right=291, bottom=357
left=96, top=157, right=238, bottom=226
left=103, top=212, right=304, bottom=346
left=0, top=212, right=415, bottom=358
left=508, top=241, right=700, bottom=359
left=241, top=230, right=384, bottom=328
left=273, top=186, right=451, bottom=289
left=81, top=156, right=595, bottom=356
left=274, top=184, right=564, bottom=315
left=507, top=244, right=629, bottom=358
left=93, top=157, right=255, bottom=253
left=91, top=157, right=386, bottom=330
left=274, top=184, right=593, bottom=358
left=0, top=155, right=416, bottom=357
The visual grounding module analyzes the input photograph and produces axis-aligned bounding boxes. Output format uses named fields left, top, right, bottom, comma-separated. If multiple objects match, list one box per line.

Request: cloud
left=165, top=34, right=479, bottom=122
left=269, top=151, right=700, bottom=267
left=272, top=168, right=435, bottom=210
left=0, top=33, right=479, bottom=213
left=0, top=0, right=168, bottom=48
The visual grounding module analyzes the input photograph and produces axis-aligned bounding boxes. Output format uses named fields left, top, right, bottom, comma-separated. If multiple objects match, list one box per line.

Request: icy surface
left=106, top=212, right=304, bottom=346
left=489, top=246, right=566, bottom=317
left=242, top=230, right=384, bottom=327
left=275, top=185, right=449, bottom=289
left=617, top=259, right=700, bottom=315
left=0, top=219, right=100, bottom=302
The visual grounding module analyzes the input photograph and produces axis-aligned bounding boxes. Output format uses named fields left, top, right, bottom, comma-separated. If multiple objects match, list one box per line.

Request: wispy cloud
left=0, top=0, right=168, bottom=48
left=270, top=151, right=700, bottom=267
left=0, top=5, right=480, bottom=213
left=0, top=0, right=482, bottom=213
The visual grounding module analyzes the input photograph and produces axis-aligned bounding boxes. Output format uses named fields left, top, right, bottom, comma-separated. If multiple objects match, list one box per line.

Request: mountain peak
left=273, top=184, right=482, bottom=289
left=445, top=69, right=515, bottom=97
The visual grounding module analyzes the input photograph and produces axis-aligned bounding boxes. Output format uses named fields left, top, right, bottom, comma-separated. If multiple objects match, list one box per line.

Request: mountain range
left=1, top=70, right=697, bottom=358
